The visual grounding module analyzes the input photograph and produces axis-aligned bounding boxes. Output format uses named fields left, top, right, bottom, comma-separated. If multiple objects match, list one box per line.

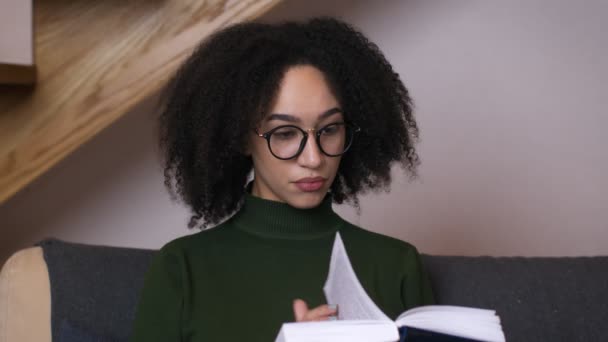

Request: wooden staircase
left=0, top=0, right=281, bottom=205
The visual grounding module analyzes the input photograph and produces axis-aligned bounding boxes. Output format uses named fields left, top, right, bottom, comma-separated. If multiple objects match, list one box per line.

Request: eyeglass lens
left=268, top=123, right=354, bottom=159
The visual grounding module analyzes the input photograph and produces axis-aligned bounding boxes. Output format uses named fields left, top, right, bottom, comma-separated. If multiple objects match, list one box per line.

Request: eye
left=272, top=127, right=300, bottom=140
left=319, top=123, right=343, bottom=135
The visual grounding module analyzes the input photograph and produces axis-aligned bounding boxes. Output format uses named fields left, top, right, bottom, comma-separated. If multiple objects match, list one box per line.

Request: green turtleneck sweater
left=129, top=193, right=434, bottom=342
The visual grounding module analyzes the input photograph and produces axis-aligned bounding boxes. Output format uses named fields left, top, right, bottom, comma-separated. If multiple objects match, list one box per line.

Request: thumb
left=292, top=298, right=309, bottom=322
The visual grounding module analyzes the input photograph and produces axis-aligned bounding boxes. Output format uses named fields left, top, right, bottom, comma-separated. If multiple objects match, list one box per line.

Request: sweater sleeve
left=401, top=245, right=436, bottom=309
left=129, top=246, right=184, bottom=342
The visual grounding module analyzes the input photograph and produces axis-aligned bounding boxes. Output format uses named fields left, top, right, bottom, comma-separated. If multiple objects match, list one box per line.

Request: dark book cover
left=399, top=326, right=482, bottom=342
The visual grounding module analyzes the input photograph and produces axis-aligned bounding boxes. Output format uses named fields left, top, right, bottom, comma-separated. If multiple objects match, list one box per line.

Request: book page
left=323, top=233, right=391, bottom=321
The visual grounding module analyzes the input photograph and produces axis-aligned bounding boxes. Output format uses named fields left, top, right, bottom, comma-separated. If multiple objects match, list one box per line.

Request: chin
left=287, top=192, right=326, bottom=209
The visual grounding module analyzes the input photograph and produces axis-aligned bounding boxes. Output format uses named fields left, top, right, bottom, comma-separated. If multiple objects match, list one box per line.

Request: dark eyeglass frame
left=255, top=122, right=361, bottom=160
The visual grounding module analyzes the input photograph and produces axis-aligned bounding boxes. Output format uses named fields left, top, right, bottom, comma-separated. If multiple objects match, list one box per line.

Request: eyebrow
left=265, top=107, right=342, bottom=123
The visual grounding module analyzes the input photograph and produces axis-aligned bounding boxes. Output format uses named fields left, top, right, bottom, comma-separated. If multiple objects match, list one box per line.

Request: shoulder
left=339, top=220, right=421, bottom=260
left=158, top=220, right=234, bottom=256
left=146, top=222, right=234, bottom=283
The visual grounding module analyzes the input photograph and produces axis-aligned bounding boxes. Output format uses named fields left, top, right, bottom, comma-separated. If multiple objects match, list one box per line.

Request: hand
left=292, top=299, right=338, bottom=322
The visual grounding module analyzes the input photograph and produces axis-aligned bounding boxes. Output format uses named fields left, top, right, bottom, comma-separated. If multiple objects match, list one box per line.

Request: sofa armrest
left=0, top=247, right=51, bottom=342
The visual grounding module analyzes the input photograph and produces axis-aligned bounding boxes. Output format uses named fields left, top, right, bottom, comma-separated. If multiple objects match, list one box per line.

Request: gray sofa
left=5, top=238, right=608, bottom=341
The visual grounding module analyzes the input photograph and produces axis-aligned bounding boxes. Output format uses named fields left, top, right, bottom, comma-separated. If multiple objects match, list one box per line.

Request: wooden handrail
left=0, top=0, right=282, bottom=205
left=0, top=64, right=36, bottom=85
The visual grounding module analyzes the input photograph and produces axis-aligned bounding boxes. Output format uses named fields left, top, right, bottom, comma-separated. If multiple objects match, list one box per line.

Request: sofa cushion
left=422, top=255, right=608, bottom=342
left=58, top=319, right=122, bottom=342
left=38, top=239, right=155, bottom=341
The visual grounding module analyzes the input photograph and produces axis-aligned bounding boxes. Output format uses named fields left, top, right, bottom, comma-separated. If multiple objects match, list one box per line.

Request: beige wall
left=0, top=0, right=33, bottom=65
left=1, top=0, right=607, bottom=263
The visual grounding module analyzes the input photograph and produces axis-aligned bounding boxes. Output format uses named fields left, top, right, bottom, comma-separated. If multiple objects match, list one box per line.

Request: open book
left=275, top=233, right=506, bottom=342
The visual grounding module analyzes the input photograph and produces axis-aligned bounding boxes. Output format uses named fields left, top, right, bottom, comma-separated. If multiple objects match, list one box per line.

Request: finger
left=293, top=299, right=309, bottom=322
left=305, top=304, right=338, bottom=321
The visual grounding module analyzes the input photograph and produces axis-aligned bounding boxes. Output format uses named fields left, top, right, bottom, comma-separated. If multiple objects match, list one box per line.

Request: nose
left=297, top=133, right=322, bottom=169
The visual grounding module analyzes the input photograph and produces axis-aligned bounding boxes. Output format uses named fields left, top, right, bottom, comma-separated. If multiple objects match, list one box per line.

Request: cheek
left=328, top=157, right=342, bottom=176
left=251, top=141, right=271, bottom=163
left=249, top=139, right=281, bottom=173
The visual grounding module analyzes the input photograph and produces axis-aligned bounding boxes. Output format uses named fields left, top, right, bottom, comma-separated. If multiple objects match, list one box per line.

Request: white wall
left=1, top=0, right=607, bottom=261
left=0, top=0, right=33, bottom=65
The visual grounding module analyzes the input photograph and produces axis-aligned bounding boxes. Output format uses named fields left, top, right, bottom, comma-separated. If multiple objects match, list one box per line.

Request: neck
left=230, top=183, right=342, bottom=240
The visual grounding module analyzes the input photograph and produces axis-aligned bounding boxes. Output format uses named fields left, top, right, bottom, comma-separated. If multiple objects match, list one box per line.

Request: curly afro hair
left=159, top=17, right=420, bottom=229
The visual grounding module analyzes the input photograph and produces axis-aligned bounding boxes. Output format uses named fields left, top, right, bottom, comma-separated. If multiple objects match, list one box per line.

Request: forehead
left=267, top=65, right=340, bottom=121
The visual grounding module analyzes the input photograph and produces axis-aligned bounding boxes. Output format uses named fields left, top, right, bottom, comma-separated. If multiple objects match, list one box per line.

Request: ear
left=243, top=123, right=260, bottom=156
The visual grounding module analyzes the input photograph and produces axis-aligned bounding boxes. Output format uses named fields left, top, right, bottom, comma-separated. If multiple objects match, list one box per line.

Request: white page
left=276, top=321, right=399, bottom=342
left=323, top=233, right=391, bottom=321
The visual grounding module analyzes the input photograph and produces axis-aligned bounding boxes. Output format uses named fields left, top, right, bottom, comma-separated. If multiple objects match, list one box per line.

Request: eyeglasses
left=255, top=122, right=361, bottom=160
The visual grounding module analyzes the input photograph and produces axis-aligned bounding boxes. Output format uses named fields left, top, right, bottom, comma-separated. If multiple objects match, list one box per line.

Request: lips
left=294, top=177, right=326, bottom=192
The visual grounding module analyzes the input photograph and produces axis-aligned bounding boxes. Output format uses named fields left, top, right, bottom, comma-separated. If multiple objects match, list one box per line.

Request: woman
left=130, top=17, right=434, bottom=342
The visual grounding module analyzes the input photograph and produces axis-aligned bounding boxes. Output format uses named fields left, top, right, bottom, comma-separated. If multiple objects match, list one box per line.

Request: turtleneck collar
left=230, top=183, right=343, bottom=240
